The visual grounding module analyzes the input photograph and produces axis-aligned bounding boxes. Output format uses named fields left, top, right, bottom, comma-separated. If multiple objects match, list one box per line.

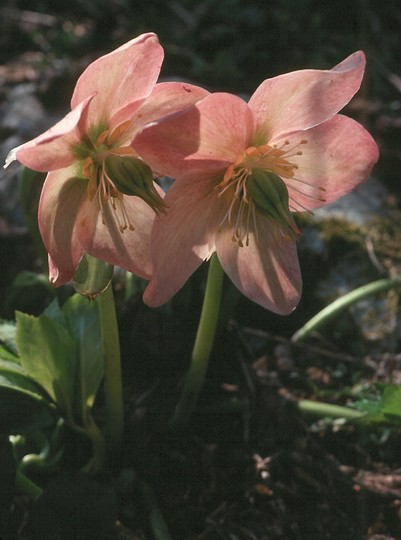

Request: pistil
left=216, top=140, right=310, bottom=247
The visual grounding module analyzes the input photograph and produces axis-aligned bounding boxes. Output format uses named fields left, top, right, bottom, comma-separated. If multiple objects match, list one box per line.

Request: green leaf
left=0, top=358, right=42, bottom=391
left=62, top=294, right=104, bottom=420
left=381, top=385, right=401, bottom=424
left=15, top=312, right=77, bottom=420
left=0, top=358, right=56, bottom=432
left=0, top=319, right=19, bottom=361
left=42, top=297, right=67, bottom=326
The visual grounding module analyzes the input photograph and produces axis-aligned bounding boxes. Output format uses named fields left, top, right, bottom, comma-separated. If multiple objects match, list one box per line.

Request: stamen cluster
left=215, top=140, right=310, bottom=247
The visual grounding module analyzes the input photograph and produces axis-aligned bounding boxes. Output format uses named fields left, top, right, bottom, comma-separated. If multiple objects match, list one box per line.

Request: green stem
left=98, top=283, right=124, bottom=457
left=292, top=277, right=401, bottom=343
left=82, top=416, right=109, bottom=474
left=298, top=399, right=364, bottom=420
left=198, top=396, right=363, bottom=422
left=168, top=254, right=224, bottom=430
left=16, top=469, right=43, bottom=500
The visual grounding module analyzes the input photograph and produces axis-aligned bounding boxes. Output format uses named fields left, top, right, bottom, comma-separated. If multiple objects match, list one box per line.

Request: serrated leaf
left=62, top=294, right=104, bottom=420
left=15, top=312, right=77, bottom=419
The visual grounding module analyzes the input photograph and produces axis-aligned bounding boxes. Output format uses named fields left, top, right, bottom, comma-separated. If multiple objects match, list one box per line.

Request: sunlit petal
left=12, top=95, right=94, bottom=172
left=134, top=92, right=254, bottom=178
left=71, top=33, right=163, bottom=129
left=277, top=115, right=380, bottom=212
left=249, top=51, right=366, bottom=142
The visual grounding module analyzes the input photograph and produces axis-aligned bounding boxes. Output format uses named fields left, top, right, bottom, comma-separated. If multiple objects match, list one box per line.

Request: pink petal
left=128, top=81, right=210, bottom=141
left=134, top=92, right=254, bottom=179
left=40, top=168, right=163, bottom=284
left=39, top=168, right=91, bottom=285
left=143, top=171, right=221, bottom=307
left=84, top=189, right=161, bottom=280
left=249, top=51, right=366, bottom=142
left=14, top=94, right=94, bottom=172
left=71, top=33, right=163, bottom=129
left=278, top=114, right=379, bottom=212
left=215, top=217, right=302, bottom=314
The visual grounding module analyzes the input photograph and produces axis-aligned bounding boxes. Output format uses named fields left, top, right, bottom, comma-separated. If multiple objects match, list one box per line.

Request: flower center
left=215, top=140, right=310, bottom=247
left=77, top=121, right=164, bottom=233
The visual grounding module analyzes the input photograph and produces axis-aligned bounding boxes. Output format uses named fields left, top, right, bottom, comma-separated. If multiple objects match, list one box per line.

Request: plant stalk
left=16, top=469, right=43, bottom=500
left=292, top=277, right=401, bottom=343
left=98, top=283, right=124, bottom=457
left=297, top=399, right=364, bottom=420
left=168, top=254, right=224, bottom=430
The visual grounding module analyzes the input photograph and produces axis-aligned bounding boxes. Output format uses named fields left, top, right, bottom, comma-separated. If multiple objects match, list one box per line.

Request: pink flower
left=134, top=51, right=379, bottom=314
left=4, top=33, right=209, bottom=285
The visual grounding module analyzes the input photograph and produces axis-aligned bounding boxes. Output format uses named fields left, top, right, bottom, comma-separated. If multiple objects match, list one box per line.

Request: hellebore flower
left=134, top=51, right=379, bottom=314
left=4, top=33, right=209, bottom=285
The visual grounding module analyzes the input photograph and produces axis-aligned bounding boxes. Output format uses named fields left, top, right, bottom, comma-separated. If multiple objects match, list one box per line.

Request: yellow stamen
left=216, top=138, right=318, bottom=247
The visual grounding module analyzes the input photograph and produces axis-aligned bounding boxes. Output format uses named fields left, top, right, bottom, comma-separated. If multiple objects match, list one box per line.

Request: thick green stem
left=298, top=399, right=364, bottom=420
left=292, top=277, right=401, bottom=343
left=98, top=283, right=124, bottom=457
left=168, top=254, right=224, bottom=430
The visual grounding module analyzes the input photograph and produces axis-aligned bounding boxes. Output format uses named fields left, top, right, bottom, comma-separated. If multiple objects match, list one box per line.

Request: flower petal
left=278, top=114, right=379, bottom=212
left=128, top=81, right=210, bottom=142
left=38, top=168, right=91, bottom=285
left=71, top=33, right=163, bottom=129
left=143, top=172, right=221, bottom=307
left=11, top=94, right=94, bottom=172
left=215, top=217, right=302, bottom=314
left=84, top=190, right=160, bottom=280
left=249, top=51, right=366, bottom=142
left=40, top=168, right=162, bottom=284
left=134, top=92, right=254, bottom=179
